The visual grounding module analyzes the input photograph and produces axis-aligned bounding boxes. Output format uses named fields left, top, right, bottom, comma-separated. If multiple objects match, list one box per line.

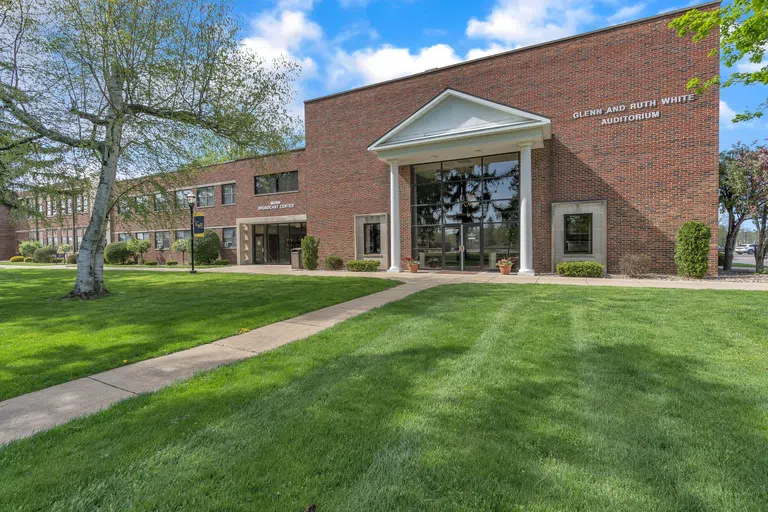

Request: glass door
left=443, top=223, right=482, bottom=271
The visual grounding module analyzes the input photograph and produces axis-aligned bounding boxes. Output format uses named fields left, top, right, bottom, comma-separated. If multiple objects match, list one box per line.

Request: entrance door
left=444, top=223, right=482, bottom=271
left=253, top=234, right=265, bottom=264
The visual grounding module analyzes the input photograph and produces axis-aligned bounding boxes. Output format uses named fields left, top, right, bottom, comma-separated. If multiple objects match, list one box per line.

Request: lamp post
left=186, top=192, right=197, bottom=274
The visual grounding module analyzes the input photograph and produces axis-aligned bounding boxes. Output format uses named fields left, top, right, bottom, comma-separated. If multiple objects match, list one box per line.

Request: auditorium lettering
left=572, top=93, right=696, bottom=126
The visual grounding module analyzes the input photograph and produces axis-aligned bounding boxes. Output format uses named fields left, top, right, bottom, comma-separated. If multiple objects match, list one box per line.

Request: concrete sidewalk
left=0, top=280, right=443, bottom=445
left=2, top=263, right=768, bottom=290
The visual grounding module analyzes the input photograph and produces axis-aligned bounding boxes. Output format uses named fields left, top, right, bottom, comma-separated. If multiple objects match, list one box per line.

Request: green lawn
left=0, top=269, right=397, bottom=400
left=2, top=284, right=767, bottom=511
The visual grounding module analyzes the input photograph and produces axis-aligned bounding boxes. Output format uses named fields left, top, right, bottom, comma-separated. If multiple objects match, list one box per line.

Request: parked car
left=735, top=244, right=758, bottom=255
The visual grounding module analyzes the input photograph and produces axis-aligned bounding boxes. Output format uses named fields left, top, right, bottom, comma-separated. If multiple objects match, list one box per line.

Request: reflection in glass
left=564, top=214, right=592, bottom=254
left=410, top=153, right=521, bottom=270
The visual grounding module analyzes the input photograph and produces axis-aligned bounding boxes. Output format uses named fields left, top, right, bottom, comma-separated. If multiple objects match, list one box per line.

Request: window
left=46, top=198, right=52, bottom=217
left=222, top=183, right=236, bottom=205
left=175, top=189, right=193, bottom=208
left=564, top=213, right=593, bottom=254
left=155, top=231, right=170, bottom=250
left=175, top=229, right=191, bottom=240
left=154, top=192, right=169, bottom=211
left=135, top=232, right=150, bottom=241
left=197, top=186, right=214, bottom=207
left=222, top=227, right=236, bottom=248
left=118, top=233, right=130, bottom=242
left=254, top=170, right=298, bottom=195
left=363, top=223, right=381, bottom=255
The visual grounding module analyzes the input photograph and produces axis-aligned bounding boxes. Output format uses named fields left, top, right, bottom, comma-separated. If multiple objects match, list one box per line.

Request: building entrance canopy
left=367, top=89, right=552, bottom=274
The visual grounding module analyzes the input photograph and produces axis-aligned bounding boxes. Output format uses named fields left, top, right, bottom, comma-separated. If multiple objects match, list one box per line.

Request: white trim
left=368, top=89, right=551, bottom=152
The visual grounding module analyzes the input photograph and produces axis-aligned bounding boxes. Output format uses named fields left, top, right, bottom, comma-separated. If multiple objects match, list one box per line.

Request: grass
left=732, top=262, right=756, bottom=268
left=0, top=269, right=397, bottom=400
left=2, top=283, right=767, bottom=511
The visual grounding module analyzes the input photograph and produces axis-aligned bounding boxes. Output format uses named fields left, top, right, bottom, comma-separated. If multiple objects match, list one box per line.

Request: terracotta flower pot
left=408, top=264, right=419, bottom=273
left=498, top=265, right=512, bottom=275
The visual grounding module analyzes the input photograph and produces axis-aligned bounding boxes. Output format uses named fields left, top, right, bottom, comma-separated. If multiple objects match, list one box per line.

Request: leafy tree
left=58, top=243, right=72, bottom=261
left=0, top=0, right=300, bottom=298
left=126, top=237, right=150, bottom=264
left=719, top=145, right=752, bottom=270
left=171, top=238, right=188, bottom=264
left=191, top=229, right=220, bottom=265
left=670, top=1, right=768, bottom=122
left=18, top=239, right=41, bottom=257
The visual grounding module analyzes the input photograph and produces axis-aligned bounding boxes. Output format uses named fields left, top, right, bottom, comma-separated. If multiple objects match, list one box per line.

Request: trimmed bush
left=619, top=253, right=652, bottom=278
left=191, top=229, right=220, bottom=265
left=127, top=238, right=151, bottom=264
left=674, top=221, right=711, bottom=279
left=556, top=261, right=604, bottom=278
left=324, top=255, right=344, bottom=270
left=104, top=241, right=131, bottom=264
left=23, top=257, right=32, bottom=262
left=301, top=235, right=319, bottom=270
left=9, top=255, right=25, bottom=262
left=345, top=259, right=381, bottom=272
left=213, top=259, right=231, bottom=265
left=32, top=246, right=57, bottom=263
left=19, top=240, right=43, bottom=258
left=718, top=251, right=725, bottom=267
left=144, top=261, right=158, bottom=266
left=166, top=261, right=178, bottom=266
left=66, top=253, right=78, bottom=264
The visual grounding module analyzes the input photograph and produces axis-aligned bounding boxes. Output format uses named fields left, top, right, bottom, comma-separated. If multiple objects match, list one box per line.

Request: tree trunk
left=755, top=207, right=768, bottom=274
left=722, top=205, right=746, bottom=271
left=66, top=117, right=123, bottom=299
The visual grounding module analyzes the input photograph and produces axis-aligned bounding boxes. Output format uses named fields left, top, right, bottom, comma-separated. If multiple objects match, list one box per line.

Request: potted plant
left=404, top=256, right=419, bottom=273
left=497, top=257, right=516, bottom=275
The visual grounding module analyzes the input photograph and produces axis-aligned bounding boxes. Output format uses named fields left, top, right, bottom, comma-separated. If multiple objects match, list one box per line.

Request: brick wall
left=303, top=7, right=719, bottom=274
left=2, top=7, right=720, bottom=273
left=0, top=205, right=17, bottom=260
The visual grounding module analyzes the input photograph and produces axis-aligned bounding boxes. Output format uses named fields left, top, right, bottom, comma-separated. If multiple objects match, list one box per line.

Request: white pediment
left=368, top=89, right=551, bottom=153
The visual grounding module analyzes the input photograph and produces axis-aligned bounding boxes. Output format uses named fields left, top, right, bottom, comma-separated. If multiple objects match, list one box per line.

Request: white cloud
left=720, top=100, right=737, bottom=128
left=607, top=3, right=646, bottom=24
left=329, top=44, right=462, bottom=88
left=465, top=0, right=595, bottom=47
left=466, top=43, right=512, bottom=61
left=736, top=58, right=767, bottom=73
left=242, top=9, right=323, bottom=78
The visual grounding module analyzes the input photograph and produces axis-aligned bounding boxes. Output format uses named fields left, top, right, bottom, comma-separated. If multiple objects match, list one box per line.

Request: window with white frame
left=222, top=183, right=236, bottom=205
left=175, top=229, right=191, bottom=240
left=155, top=231, right=170, bottom=250
left=222, top=227, right=236, bottom=248
left=197, top=186, right=214, bottom=207
left=135, top=232, right=150, bottom=241
left=175, top=189, right=193, bottom=208
left=118, top=232, right=130, bottom=242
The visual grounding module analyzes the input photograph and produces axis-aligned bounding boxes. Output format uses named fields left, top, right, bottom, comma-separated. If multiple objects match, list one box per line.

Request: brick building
left=4, top=3, right=720, bottom=274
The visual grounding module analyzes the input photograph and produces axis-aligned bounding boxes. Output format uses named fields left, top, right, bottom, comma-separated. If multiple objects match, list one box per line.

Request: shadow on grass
left=2, top=287, right=767, bottom=510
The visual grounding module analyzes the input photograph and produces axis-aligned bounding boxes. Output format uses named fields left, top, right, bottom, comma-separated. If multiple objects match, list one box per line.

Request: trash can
left=291, top=248, right=303, bottom=269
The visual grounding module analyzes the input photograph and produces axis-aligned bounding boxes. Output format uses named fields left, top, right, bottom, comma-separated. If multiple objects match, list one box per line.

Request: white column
left=388, top=160, right=401, bottom=272
left=518, top=142, right=535, bottom=276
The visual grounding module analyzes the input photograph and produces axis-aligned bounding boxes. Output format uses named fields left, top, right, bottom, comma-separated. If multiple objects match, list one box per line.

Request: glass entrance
left=444, top=223, right=482, bottom=271
left=411, top=153, right=521, bottom=271
left=252, top=223, right=306, bottom=264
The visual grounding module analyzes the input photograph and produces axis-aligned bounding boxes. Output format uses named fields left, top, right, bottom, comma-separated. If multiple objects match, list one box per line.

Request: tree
left=0, top=0, right=299, bottom=298
left=719, top=146, right=751, bottom=270
left=59, top=243, right=72, bottom=261
left=171, top=238, right=188, bottom=264
left=191, top=229, right=219, bottom=265
left=126, top=237, right=150, bottom=264
left=670, top=1, right=768, bottom=122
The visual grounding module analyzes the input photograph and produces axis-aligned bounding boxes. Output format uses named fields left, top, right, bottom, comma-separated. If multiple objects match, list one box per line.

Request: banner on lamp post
left=193, top=212, right=205, bottom=237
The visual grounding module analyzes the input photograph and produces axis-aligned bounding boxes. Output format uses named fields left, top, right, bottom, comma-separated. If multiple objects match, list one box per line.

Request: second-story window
left=197, top=186, right=214, bottom=207
left=222, top=183, right=236, bottom=205
left=175, top=189, right=193, bottom=209
left=254, top=171, right=298, bottom=195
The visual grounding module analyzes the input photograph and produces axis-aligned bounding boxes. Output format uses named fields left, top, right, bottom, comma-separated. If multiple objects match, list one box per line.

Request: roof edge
left=305, top=0, right=720, bottom=105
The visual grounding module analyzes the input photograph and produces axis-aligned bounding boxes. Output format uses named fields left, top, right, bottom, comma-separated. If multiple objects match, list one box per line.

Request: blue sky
left=232, top=0, right=766, bottom=150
